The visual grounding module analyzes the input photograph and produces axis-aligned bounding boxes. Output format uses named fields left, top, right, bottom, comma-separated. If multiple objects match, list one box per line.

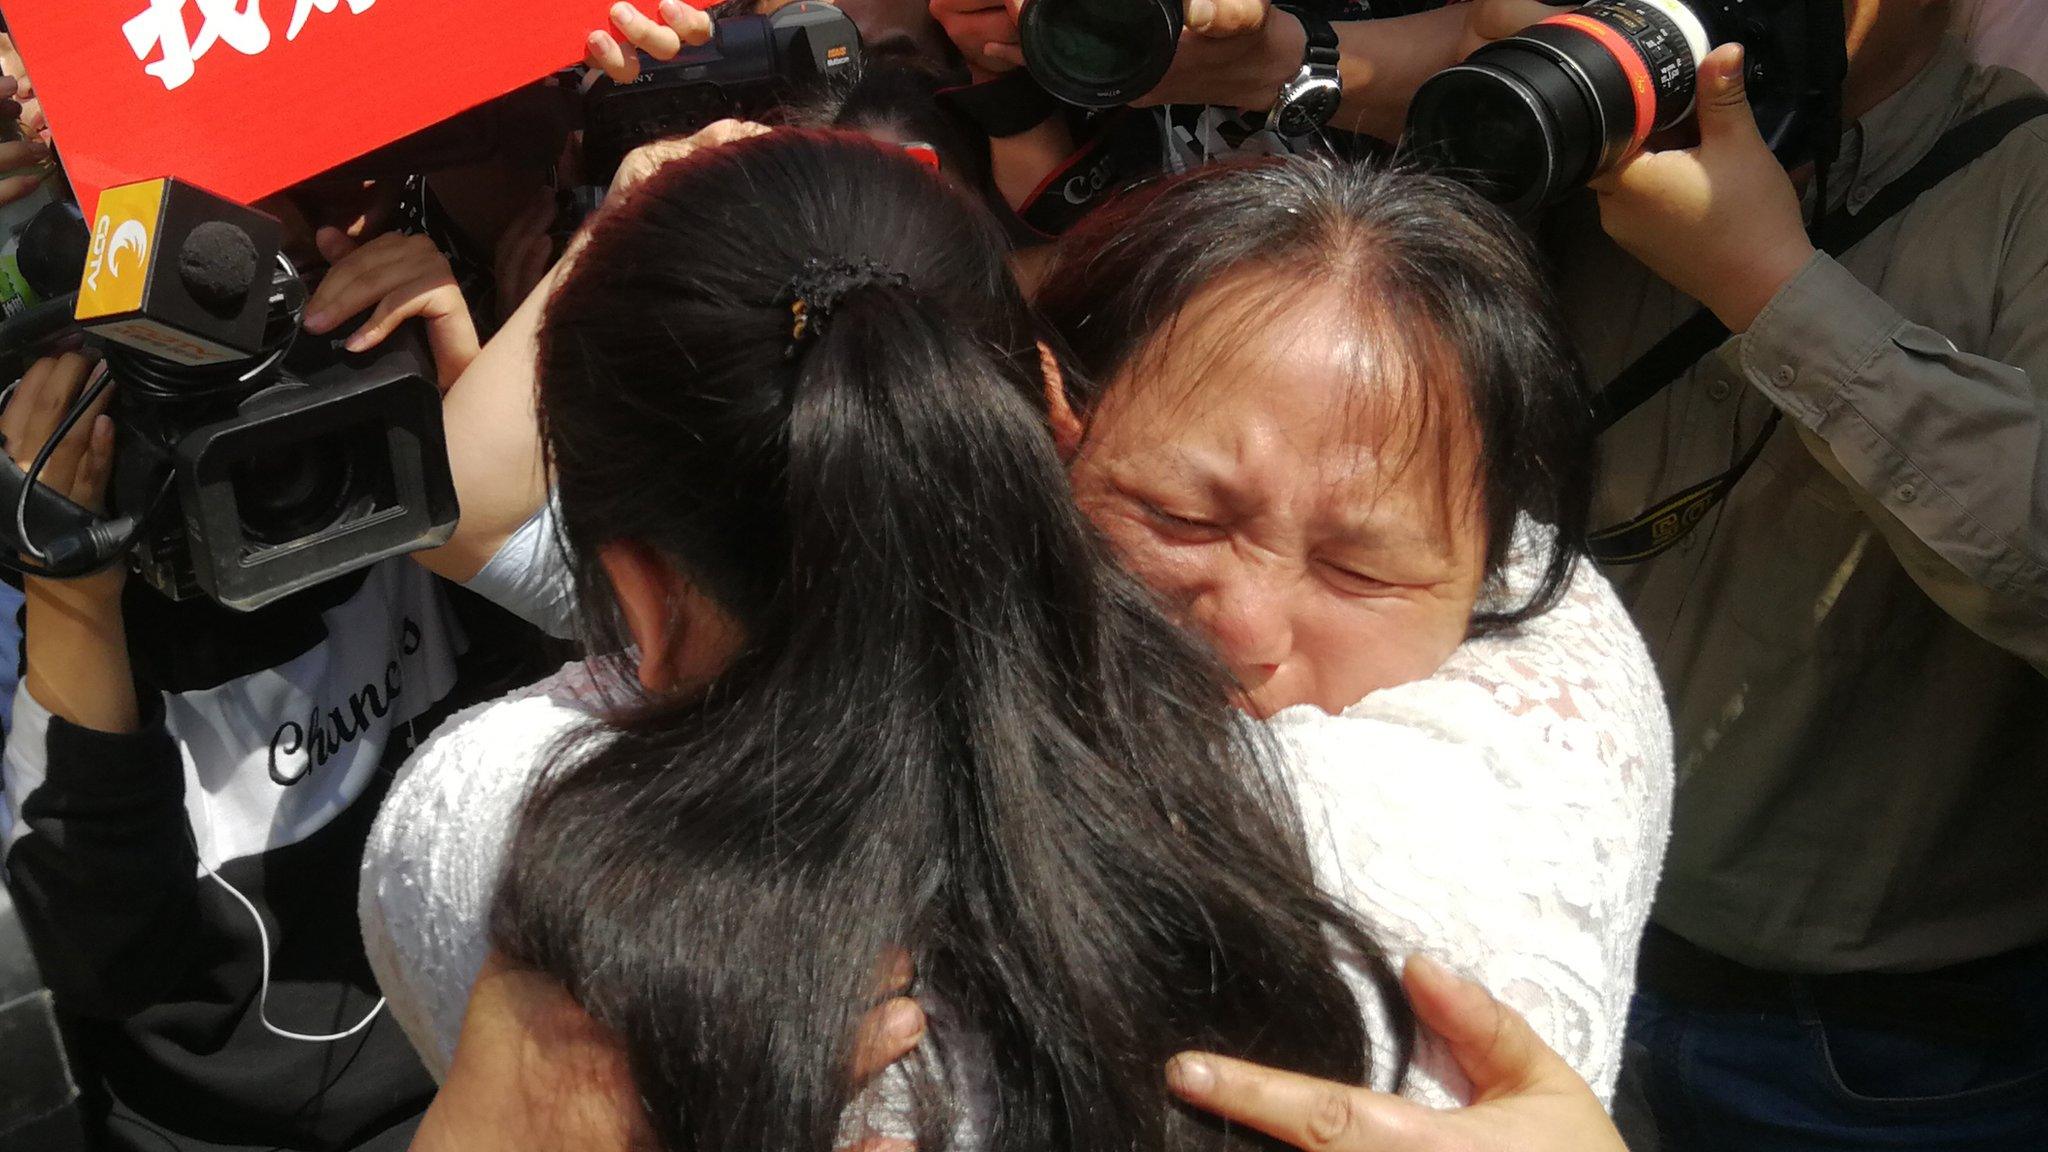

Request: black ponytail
left=495, top=130, right=1408, bottom=1152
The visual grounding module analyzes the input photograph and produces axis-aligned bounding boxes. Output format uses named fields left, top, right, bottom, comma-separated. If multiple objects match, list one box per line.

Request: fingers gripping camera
left=1405, top=0, right=1842, bottom=213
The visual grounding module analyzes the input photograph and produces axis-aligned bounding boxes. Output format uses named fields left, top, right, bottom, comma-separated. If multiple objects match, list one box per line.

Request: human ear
left=1038, top=340, right=1084, bottom=461
left=598, top=541, right=689, bottom=692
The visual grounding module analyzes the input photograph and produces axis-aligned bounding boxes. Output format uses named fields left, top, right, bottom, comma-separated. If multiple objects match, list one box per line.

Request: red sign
left=3, top=0, right=666, bottom=213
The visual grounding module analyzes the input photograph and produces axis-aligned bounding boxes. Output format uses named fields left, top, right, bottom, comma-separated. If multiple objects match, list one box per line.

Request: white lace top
left=360, top=539, right=1672, bottom=1111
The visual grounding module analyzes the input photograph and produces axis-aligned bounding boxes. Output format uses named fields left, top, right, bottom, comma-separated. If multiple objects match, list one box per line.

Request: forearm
left=1330, top=7, right=1472, bottom=143
left=1742, top=253, right=2048, bottom=649
left=411, top=253, right=565, bottom=584
left=1169, top=8, right=1469, bottom=141
left=3, top=683, right=198, bottom=1017
left=23, top=583, right=135, bottom=734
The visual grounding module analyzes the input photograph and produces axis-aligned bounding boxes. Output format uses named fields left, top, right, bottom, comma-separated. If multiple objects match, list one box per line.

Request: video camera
left=581, top=0, right=862, bottom=186
left=0, top=178, right=457, bottom=611
left=1403, top=0, right=1847, bottom=214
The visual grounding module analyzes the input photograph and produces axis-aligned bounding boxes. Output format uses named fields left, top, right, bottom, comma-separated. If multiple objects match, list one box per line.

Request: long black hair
left=1035, top=158, right=1595, bottom=629
left=492, top=131, right=1408, bottom=1152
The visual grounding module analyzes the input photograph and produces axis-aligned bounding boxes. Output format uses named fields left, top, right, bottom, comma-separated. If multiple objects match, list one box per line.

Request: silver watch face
left=1274, top=74, right=1341, bottom=137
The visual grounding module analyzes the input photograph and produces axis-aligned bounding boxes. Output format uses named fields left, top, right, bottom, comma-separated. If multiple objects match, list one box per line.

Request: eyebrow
left=1114, top=444, right=1254, bottom=509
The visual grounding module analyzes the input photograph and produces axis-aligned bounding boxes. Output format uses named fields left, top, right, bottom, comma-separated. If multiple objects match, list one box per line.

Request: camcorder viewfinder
left=581, top=0, right=862, bottom=185
left=1403, top=0, right=1845, bottom=214
left=0, top=177, right=458, bottom=612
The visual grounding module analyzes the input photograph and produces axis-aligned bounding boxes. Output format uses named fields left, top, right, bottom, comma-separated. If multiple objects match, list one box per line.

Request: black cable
left=14, top=365, right=111, bottom=562
left=104, top=260, right=307, bottom=404
left=2, top=253, right=307, bottom=580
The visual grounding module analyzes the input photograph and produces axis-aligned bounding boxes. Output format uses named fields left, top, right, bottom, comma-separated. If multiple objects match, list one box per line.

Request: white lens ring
left=1628, top=0, right=1714, bottom=121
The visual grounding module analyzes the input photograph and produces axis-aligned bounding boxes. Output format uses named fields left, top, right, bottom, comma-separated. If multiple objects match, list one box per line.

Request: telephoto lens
left=1018, top=0, right=1183, bottom=108
left=1404, top=0, right=1713, bottom=214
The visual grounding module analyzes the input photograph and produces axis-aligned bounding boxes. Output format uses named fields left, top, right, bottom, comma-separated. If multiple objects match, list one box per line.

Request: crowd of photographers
left=0, top=0, right=2044, bottom=1148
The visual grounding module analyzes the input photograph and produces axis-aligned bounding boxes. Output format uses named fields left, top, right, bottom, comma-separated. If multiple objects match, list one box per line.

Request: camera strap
left=1587, top=95, right=2048, bottom=566
left=940, top=70, right=1065, bottom=138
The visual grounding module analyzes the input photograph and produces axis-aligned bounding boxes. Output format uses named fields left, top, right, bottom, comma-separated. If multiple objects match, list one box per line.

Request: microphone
left=76, top=178, right=281, bottom=366
left=179, top=220, right=260, bottom=316
left=14, top=200, right=87, bottom=303
left=0, top=201, right=88, bottom=378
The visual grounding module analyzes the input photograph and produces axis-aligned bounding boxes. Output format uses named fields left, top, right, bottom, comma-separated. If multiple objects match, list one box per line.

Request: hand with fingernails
left=302, top=232, right=482, bottom=391
left=1587, top=43, right=1817, bottom=334
left=414, top=947, right=930, bottom=1152
left=1, top=353, right=139, bottom=736
left=1165, top=954, right=1628, bottom=1152
left=587, top=0, right=717, bottom=84
left=0, top=75, right=54, bottom=208
left=820, top=953, right=1627, bottom=1152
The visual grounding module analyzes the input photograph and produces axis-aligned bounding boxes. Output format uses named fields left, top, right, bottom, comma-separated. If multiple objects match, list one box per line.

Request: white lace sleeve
left=1269, top=524, right=1674, bottom=1110
left=358, top=663, right=609, bottom=1081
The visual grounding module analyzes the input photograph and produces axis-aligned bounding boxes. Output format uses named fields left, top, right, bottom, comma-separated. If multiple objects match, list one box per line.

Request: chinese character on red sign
left=4, top=0, right=646, bottom=213
left=124, top=0, right=379, bottom=92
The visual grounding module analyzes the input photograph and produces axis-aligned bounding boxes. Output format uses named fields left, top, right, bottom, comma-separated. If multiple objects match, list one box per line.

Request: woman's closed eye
left=1136, top=498, right=1227, bottom=543
left=1314, top=558, right=1405, bottom=597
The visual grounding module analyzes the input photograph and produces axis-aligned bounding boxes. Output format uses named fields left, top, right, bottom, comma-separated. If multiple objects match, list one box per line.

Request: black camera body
left=112, top=313, right=456, bottom=610
left=0, top=178, right=458, bottom=612
left=1404, top=0, right=1845, bottom=214
left=582, top=0, right=861, bottom=185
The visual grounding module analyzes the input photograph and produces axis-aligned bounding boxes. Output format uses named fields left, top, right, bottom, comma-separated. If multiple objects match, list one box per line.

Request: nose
left=1191, top=575, right=1292, bottom=689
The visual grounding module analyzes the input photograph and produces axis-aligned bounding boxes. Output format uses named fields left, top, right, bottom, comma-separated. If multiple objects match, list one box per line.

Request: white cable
left=202, top=862, right=386, bottom=1043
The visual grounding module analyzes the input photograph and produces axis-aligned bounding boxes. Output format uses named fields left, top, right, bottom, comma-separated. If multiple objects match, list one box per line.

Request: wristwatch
left=1269, top=8, right=1342, bottom=138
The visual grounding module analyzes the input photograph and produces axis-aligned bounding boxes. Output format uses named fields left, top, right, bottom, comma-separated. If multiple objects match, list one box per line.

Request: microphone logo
left=110, top=221, right=151, bottom=281
left=78, top=178, right=170, bottom=322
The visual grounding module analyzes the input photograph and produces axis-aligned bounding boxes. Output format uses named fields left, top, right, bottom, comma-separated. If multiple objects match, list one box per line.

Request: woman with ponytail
left=365, top=128, right=1411, bottom=1150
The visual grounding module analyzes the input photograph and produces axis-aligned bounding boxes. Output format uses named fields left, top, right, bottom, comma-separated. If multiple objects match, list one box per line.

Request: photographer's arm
left=398, top=120, right=769, bottom=591
left=1136, top=0, right=1553, bottom=144
left=1596, top=48, right=2048, bottom=667
left=397, top=252, right=555, bottom=585
left=1, top=355, right=202, bottom=1017
left=4, top=355, right=132, bottom=735
left=370, top=2, right=724, bottom=589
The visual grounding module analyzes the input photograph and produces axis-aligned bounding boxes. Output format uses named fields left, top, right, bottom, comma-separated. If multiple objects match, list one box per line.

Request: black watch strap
left=940, top=70, right=1063, bottom=138
left=1279, top=6, right=1340, bottom=73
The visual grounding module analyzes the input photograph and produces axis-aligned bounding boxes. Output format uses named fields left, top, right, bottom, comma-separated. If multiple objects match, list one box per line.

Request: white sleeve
left=461, top=499, right=578, bottom=639
left=1270, top=525, right=1674, bottom=1110
left=358, top=664, right=606, bottom=1080
left=0, top=678, right=55, bottom=855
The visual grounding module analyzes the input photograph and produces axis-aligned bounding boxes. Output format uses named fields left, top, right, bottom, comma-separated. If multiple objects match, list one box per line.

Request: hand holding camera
left=586, top=0, right=718, bottom=84
left=1587, top=43, right=1815, bottom=332
left=930, top=0, right=1026, bottom=80
left=2, top=352, right=137, bottom=734
left=935, top=0, right=1285, bottom=105
left=303, top=231, right=482, bottom=391
left=1127, top=0, right=1305, bottom=112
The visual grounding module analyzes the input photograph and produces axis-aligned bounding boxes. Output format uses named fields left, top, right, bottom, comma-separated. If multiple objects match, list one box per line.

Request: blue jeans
left=1620, top=951, right=2048, bottom=1151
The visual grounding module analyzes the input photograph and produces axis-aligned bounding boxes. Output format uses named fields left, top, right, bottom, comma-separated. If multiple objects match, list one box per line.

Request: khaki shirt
left=1555, top=37, right=2048, bottom=973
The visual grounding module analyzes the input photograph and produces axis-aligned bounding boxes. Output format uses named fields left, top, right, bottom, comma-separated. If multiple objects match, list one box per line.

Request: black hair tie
left=783, top=257, right=911, bottom=356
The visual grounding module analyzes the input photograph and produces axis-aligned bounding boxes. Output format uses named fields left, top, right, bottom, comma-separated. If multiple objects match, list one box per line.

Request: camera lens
left=1019, top=0, right=1181, bottom=109
left=1407, top=54, right=1578, bottom=215
left=231, top=432, right=356, bottom=548
left=1402, top=0, right=1711, bottom=212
